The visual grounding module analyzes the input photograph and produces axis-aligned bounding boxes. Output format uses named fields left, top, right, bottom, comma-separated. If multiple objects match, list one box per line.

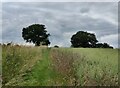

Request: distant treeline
left=1, top=24, right=114, bottom=49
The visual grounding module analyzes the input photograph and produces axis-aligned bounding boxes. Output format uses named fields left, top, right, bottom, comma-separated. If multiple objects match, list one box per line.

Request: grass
left=51, top=49, right=80, bottom=86
left=0, top=45, right=1, bottom=87
left=71, top=48, right=118, bottom=86
left=2, top=46, right=69, bottom=86
left=16, top=49, right=66, bottom=86
left=2, top=45, right=119, bottom=86
left=2, top=45, right=42, bottom=85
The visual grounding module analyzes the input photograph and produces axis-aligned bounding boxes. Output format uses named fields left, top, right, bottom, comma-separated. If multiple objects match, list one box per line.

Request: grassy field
left=2, top=45, right=119, bottom=86
left=71, top=48, right=118, bottom=86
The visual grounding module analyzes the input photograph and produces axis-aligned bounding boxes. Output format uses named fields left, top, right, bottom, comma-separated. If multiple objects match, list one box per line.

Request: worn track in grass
left=2, top=46, right=119, bottom=86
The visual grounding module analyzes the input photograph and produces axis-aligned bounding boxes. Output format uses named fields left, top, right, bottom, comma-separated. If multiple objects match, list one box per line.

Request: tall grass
left=51, top=48, right=118, bottom=86
left=2, top=46, right=118, bottom=86
left=2, top=45, right=42, bottom=85
left=16, top=48, right=65, bottom=86
left=3, top=46, right=69, bottom=86
left=0, top=45, right=2, bottom=87
left=71, top=48, right=118, bottom=86
left=51, top=49, right=80, bottom=86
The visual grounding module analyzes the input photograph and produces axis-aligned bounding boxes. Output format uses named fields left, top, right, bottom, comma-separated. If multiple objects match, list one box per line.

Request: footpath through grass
left=18, top=49, right=66, bottom=86
left=3, top=46, right=68, bottom=86
left=2, top=46, right=119, bottom=86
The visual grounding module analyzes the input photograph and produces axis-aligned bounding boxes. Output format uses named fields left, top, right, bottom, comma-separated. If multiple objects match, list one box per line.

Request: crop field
left=2, top=45, right=119, bottom=86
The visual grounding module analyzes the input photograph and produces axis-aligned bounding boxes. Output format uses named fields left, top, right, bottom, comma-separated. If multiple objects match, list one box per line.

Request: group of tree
left=22, top=24, right=113, bottom=48
left=71, top=31, right=113, bottom=48
left=95, top=43, right=113, bottom=48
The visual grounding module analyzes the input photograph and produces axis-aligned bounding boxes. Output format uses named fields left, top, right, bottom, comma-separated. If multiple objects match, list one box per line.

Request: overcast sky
left=2, top=2, right=118, bottom=47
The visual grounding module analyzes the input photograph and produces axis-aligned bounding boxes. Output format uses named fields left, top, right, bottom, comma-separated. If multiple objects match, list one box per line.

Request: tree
left=71, top=31, right=98, bottom=48
left=95, top=43, right=113, bottom=48
left=22, top=24, right=50, bottom=46
left=54, top=45, right=59, bottom=48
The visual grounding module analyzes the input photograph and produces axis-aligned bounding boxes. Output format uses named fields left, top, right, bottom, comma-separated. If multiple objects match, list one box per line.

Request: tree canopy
left=22, top=24, right=50, bottom=46
left=71, top=31, right=98, bottom=48
left=95, top=43, right=113, bottom=48
left=71, top=31, right=113, bottom=48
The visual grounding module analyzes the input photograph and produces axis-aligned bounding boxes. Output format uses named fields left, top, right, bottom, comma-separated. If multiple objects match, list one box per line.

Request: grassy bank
left=2, top=46, right=119, bottom=86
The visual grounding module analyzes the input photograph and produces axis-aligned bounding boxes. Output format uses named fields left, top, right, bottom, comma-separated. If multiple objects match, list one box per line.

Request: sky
left=1, top=1, right=119, bottom=48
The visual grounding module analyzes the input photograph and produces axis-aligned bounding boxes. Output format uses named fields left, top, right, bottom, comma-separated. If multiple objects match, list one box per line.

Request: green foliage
left=71, top=31, right=113, bottom=48
left=71, top=31, right=98, bottom=48
left=22, top=24, right=50, bottom=46
left=95, top=43, right=113, bottom=48
left=54, top=45, right=59, bottom=48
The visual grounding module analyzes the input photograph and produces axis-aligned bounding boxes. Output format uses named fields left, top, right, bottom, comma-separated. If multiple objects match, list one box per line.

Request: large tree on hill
left=22, top=24, right=50, bottom=46
left=71, top=31, right=98, bottom=48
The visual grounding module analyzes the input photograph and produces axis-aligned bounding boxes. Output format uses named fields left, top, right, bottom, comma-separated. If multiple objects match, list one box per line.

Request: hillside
left=2, top=45, right=119, bottom=86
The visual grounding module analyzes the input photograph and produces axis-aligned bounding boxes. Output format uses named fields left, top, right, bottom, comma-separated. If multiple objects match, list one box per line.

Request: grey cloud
left=2, top=2, right=118, bottom=47
left=80, top=8, right=90, bottom=13
left=2, top=0, right=119, bottom=2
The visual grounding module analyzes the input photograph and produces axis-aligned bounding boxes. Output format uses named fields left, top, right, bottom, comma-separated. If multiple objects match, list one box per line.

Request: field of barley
left=2, top=45, right=119, bottom=86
